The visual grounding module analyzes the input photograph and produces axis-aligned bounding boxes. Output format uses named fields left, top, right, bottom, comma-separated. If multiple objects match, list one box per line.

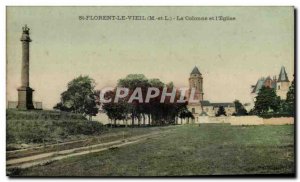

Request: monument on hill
left=17, top=25, right=34, bottom=109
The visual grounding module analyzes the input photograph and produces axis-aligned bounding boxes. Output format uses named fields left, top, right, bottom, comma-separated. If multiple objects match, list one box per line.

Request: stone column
left=17, top=25, right=34, bottom=109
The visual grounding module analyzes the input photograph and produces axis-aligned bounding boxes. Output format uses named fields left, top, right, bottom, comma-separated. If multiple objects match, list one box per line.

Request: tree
left=54, top=75, right=98, bottom=120
left=286, top=78, right=295, bottom=116
left=84, top=92, right=99, bottom=121
left=53, top=102, right=72, bottom=112
left=253, top=86, right=281, bottom=115
left=100, top=74, right=189, bottom=127
left=117, top=74, right=150, bottom=126
left=102, top=90, right=131, bottom=127
left=179, top=109, right=194, bottom=124
left=233, top=100, right=247, bottom=116
left=215, top=106, right=226, bottom=117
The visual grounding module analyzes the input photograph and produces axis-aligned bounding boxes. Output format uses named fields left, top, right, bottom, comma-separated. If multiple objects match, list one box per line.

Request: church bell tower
left=189, top=66, right=204, bottom=101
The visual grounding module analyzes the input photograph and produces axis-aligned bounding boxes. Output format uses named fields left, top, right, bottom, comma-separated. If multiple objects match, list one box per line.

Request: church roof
left=200, top=100, right=234, bottom=107
left=278, top=66, right=289, bottom=82
left=191, top=66, right=201, bottom=75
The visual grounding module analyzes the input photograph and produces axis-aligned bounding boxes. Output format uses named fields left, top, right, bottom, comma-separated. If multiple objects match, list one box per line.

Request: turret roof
left=191, top=66, right=201, bottom=75
left=278, top=66, right=289, bottom=82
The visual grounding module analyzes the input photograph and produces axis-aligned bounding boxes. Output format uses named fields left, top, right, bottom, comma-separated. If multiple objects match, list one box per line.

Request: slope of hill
left=7, top=109, right=106, bottom=150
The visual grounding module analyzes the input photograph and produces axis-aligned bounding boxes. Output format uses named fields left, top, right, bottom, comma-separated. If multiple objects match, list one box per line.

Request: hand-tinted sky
left=7, top=7, right=294, bottom=109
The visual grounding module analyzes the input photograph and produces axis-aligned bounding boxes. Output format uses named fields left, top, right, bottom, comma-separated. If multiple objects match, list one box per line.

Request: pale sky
left=6, top=7, right=294, bottom=109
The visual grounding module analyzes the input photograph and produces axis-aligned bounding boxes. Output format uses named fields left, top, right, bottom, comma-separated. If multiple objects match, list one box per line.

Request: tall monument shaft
left=17, top=25, right=34, bottom=109
left=21, top=40, right=30, bottom=87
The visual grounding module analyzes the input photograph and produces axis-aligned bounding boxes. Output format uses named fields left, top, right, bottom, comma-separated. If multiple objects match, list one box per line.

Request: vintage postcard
left=6, top=6, right=295, bottom=176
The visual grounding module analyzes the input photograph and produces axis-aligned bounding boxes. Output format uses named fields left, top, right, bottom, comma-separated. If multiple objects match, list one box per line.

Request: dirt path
left=7, top=129, right=173, bottom=169
left=7, top=130, right=139, bottom=159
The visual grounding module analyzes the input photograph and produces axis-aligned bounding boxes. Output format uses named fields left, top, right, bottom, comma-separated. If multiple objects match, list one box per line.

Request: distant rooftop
left=200, top=100, right=234, bottom=107
left=251, top=78, right=267, bottom=94
left=278, top=66, right=289, bottom=82
left=190, top=66, right=201, bottom=75
left=251, top=66, right=289, bottom=93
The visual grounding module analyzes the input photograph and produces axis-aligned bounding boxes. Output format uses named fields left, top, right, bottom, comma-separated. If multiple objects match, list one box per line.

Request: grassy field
left=14, top=124, right=294, bottom=176
left=6, top=109, right=106, bottom=149
left=7, top=109, right=174, bottom=153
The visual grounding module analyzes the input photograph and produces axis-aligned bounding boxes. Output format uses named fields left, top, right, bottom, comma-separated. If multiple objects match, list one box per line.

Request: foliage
left=179, top=109, right=194, bottom=124
left=215, top=106, right=226, bottom=117
left=233, top=100, right=248, bottom=116
left=101, top=74, right=189, bottom=126
left=286, top=78, right=295, bottom=116
left=253, top=86, right=281, bottom=115
left=102, top=90, right=131, bottom=126
left=54, top=75, right=98, bottom=119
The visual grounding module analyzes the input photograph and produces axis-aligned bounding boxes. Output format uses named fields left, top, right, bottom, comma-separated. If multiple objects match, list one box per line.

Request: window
left=278, top=85, right=280, bottom=90
left=192, top=108, right=195, bottom=114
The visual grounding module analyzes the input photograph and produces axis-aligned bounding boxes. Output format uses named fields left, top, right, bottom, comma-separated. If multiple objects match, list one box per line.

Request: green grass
left=6, top=109, right=87, bottom=120
left=14, top=124, right=294, bottom=176
left=7, top=109, right=106, bottom=146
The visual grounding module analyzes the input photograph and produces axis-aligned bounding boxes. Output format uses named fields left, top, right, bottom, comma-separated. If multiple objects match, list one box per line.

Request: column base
left=17, top=86, right=35, bottom=110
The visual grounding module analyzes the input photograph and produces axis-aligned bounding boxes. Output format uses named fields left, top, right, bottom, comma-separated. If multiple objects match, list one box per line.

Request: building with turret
left=276, top=66, right=291, bottom=99
left=187, top=66, right=236, bottom=120
left=186, top=66, right=203, bottom=121
left=189, top=66, right=204, bottom=101
left=251, top=66, right=291, bottom=106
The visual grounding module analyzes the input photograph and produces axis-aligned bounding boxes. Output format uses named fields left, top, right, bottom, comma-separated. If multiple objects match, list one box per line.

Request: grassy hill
left=7, top=109, right=106, bottom=149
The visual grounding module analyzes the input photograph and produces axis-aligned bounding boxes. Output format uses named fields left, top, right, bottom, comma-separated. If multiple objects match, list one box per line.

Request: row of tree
left=53, top=75, right=295, bottom=124
left=54, top=74, right=194, bottom=126
left=101, top=74, right=194, bottom=126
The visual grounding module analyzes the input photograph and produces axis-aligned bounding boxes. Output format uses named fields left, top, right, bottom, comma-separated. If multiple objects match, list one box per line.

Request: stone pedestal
left=17, top=86, right=34, bottom=110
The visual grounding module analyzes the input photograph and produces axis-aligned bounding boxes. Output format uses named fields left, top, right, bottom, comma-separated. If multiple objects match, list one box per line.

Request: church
left=186, top=66, right=236, bottom=121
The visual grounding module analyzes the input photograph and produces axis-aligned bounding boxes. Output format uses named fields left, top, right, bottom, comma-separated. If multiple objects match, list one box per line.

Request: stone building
left=200, top=101, right=235, bottom=116
left=188, top=66, right=204, bottom=101
left=276, top=66, right=291, bottom=99
left=187, top=66, right=236, bottom=119
left=186, top=66, right=203, bottom=121
left=251, top=66, right=291, bottom=104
